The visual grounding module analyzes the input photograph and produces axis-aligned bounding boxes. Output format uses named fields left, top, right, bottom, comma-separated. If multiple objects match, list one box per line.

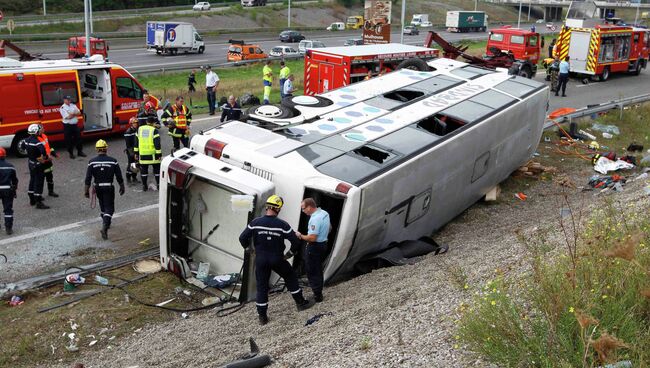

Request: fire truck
left=554, top=19, right=650, bottom=81
left=303, top=43, right=439, bottom=95
left=68, top=36, right=109, bottom=59
left=0, top=56, right=145, bottom=155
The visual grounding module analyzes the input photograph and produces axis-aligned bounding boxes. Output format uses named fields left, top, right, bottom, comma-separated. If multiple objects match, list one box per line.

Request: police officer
left=123, top=117, right=140, bottom=185
left=0, top=147, right=18, bottom=235
left=295, top=198, right=330, bottom=303
left=25, top=123, right=50, bottom=209
left=134, top=116, right=162, bottom=191
left=161, top=96, right=192, bottom=151
left=37, top=124, right=59, bottom=197
left=239, top=195, right=313, bottom=325
left=84, top=140, right=125, bottom=240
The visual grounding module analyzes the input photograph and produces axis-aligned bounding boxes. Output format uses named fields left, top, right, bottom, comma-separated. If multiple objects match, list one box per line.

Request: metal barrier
left=544, top=92, right=650, bottom=129
left=130, top=53, right=305, bottom=74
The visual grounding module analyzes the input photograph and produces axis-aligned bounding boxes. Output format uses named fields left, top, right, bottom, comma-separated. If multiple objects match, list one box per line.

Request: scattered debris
left=64, top=274, right=86, bottom=291
left=8, top=295, right=24, bottom=306
left=181, top=312, right=189, bottom=319
left=133, top=259, right=162, bottom=274
left=222, top=337, right=271, bottom=368
left=514, top=192, right=528, bottom=201
left=305, top=312, right=333, bottom=326
left=592, top=123, right=620, bottom=135
left=588, top=174, right=626, bottom=189
left=579, top=129, right=596, bottom=140
left=88, top=340, right=97, bottom=347
left=602, top=132, right=614, bottom=139
left=627, top=143, right=643, bottom=152
left=155, top=298, right=176, bottom=307
left=94, top=275, right=109, bottom=285
left=594, top=157, right=635, bottom=175
left=554, top=174, right=576, bottom=188
left=484, top=186, right=500, bottom=202
left=634, top=172, right=648, bottom=181
left=202, top=296, right=221, bottom=306
left=515, top=161, right=557, bottom=178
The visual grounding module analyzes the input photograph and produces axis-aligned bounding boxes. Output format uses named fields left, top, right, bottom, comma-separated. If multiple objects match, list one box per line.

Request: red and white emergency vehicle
left=303, top=43, right=439, bottom=95
left=555, top=19, right=650, bottom=81
left=0, top=56, right=145, bottom=155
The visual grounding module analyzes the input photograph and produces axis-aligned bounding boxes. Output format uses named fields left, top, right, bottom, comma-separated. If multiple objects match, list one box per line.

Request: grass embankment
left=136, top=58, right=305, bottom=114
left=458, top=105, right=650, bottom=367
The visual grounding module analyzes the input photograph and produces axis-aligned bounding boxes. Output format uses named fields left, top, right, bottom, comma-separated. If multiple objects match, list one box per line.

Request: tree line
left=0, top=0, right=237, bottom=16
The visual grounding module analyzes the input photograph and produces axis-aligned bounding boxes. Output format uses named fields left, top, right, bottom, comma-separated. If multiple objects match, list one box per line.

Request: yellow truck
left=346, top=15, right=364, bottom=30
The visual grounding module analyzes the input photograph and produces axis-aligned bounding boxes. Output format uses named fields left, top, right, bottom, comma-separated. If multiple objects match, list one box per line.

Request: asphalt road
left=11, top=23, right=555, bottom=72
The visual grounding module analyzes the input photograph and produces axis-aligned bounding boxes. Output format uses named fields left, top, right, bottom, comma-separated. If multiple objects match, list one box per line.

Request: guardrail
left=130, top=53, right=305, bottom=74
left=544, top=92, right=650, bottom=129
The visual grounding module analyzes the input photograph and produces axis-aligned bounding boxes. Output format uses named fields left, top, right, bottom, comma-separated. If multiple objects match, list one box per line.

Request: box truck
left=146, top=22, right=205, bottom=55
left=446, top=11, right=487, bottom=33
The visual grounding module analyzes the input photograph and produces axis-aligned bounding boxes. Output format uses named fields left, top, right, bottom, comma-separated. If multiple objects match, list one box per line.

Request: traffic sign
left=7, top=19, right=15, bottom=35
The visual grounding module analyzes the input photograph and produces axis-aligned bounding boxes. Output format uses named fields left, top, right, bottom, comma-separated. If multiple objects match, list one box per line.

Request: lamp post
left=400, top=0, right=406, bottom=44
left=288, top=0, right=291, bottom=28
left=517, top=0, right=522, bottom=29
left=43, top=0, right=47, bottom=16
left=84, top=0, right=91, bottom=57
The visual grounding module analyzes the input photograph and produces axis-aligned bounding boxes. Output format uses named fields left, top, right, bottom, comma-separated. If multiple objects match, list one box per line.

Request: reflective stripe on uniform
left=96, top=183, right=113, bottom=187
left=256, top=302, right=268, bottom=307
left=289, top=288, right=301, bottom=294
left=0, top=185, right=12, bottom=189
left=247, top=225, right=292, bottom=234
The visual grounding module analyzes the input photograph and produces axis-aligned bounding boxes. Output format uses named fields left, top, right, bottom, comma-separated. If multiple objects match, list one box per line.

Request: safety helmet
left=265, top=195, right=284, bottom=210
left=28, top=123, right=40, bottom=135
left=0, top=147, right=6, bottom=158
left=95, top=139, right=108, bottom=150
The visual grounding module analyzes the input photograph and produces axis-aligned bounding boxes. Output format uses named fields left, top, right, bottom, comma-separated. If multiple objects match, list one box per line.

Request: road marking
left=0, top=203, right=159, bottom=247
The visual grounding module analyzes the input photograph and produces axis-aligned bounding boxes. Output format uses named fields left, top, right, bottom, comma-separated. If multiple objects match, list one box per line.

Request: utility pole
left=517, top=0, right=522, bottom=29
left=400, top=0, right=406, bottom=44
left=84, top=0, right=91, bottom=57
left=527, top=0, right=531, bottom=21
left=474, top=0, right=478, bottom=12
left=89, top=0, right=93, bottom=34
left=43, top=0, right=47, bottom=16
left=288, top=0, right=291, bottom=28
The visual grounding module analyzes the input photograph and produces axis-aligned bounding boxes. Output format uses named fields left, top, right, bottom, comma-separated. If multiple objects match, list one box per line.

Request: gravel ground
left=48, top=152, right=650, bottom=368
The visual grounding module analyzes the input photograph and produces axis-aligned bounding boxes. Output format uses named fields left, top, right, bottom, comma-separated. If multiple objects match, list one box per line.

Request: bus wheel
left=396, top=58, right=429, bottom=71
left=598, top=67, right=610, bottom=82
left=244, top=104, right=295, bottom=120
left=11, top=132, right=29, bottom=158
left=281, top=95, right=332, bottom=109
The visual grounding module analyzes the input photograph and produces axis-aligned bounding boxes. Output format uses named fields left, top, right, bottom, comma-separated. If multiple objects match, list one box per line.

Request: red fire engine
left=303, top=43, right=439, bottom=95
left=555, top=21, right=650, bottom=81
left=68, top=36, right=109, bottom=59
left=0, top=56, right=145, bottom=155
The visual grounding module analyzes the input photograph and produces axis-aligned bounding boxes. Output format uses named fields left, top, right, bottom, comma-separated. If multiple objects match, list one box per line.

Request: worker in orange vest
left=161, top=96, right=192, bottom=151
left=37, top=124, right=60, bottom=198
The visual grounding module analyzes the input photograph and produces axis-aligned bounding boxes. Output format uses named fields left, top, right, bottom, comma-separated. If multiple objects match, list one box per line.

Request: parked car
left=193, top=2, right=211, bottom=10
left=403, top=25, right=419, bottom=35
left=298, top=39, right=325, bottom=53
left=269, top=45, right=300, bottom=57
left=279, top=30, right=305, bottom=43
left=344, top=38, right=364, bottom=46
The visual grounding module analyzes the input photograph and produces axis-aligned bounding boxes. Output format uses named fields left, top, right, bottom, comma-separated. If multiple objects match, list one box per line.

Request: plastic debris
left=94, top=275, right=109, bottom=285
left=588, top=174, right=626, bottom=189
left=592, top=123, right=620, bottom=135
left=602, top=132, right=613, bottom=139
left=181, top=312, right=189, bottom=319
left=594, top=157, right=634, bottom=175
left=89, top=340, right=97, bottom=347
left=579, top=130, right=596, bottom=140
left=305, top=312, right=333, bottom=326
left=8, top=295, right=24, bottom=306
left=634, top=172, right=648, bottom=181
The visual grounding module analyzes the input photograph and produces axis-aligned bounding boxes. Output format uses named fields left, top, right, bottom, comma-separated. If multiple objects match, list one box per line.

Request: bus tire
left=244, top=104, right=295, bottom=120
left=11, top=131, right=29, bottom=158
left=396, top=58, right=429, bottom=71
left=598, top=67, right=610, bottom=81
left=281, top=95, right=333, bottom=108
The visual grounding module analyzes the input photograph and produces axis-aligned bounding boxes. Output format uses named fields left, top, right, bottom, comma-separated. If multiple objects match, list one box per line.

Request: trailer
left=159, top=58, right=548, bottom=301
left=446, top=11, right=487, bottom=33
left=146, top=21, right=205, bottom=55
left=554, top=21, right=649, bottom=81
left=303, top=43, right=439, bottom=95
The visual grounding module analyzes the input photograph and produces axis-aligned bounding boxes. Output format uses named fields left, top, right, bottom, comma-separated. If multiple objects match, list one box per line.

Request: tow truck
left=424, top=26, right=541, bottom=78
left=0, top=40, right=47, bottom=61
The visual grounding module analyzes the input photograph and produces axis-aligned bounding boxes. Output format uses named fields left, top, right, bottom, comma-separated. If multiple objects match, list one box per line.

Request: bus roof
left=310, top=43, right=436, bottom=57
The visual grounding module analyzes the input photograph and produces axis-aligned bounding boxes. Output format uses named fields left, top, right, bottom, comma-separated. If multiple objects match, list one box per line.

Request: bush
left=458, top=198, right=650, bottom=367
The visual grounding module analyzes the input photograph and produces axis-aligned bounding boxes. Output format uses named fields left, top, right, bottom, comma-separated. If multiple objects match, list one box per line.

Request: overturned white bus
left=159, top=58, right=549, bottom=301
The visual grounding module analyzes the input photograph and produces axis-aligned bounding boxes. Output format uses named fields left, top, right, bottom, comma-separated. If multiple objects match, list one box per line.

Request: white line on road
left=0, top=204, right=159, bottom=247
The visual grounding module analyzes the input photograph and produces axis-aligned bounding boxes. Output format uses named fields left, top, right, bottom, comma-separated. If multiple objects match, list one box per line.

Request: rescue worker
left=239, top=195, right=314, bottom=325
left=295, top=198, right=330, bottom=303
left=549, top=57, right=560, bottom=93
left=84, top=140, right=125, bottom=240
left=0, top=147, right=18, bottom=235
left=188, top=69, right=197, bottom=93
left=220, top=95, right=242, bottom=123
left=137, top=90, right=161, bottom=126
left=557, top=56, right=570, bottom=97
left=123, top=117, right=140, bottom=185
left=279, top=61, right=290, bottom=99
left=548, top=38, right=556, bottom=58
left=161, top=96, right=192, bottom=151
left=37, top=125, right=59, bottom=197
left=134, top=116, right=162, bottom=191
left=25, top=123, right=50, bottom=209
left=262, top=60, right=273, bottom=105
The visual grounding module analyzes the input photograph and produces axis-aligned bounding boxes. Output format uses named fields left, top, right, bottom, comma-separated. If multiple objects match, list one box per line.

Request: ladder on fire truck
left=0, top=40, right=48, bottom=61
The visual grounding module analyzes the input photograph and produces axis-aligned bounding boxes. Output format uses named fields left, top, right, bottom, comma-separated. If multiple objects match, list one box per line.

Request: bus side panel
left=339, top=89, right=547, bottom=276
left=110, top=68, right=144, bottom=129
left=0, top=74, right=41, bottom=138
left=35, top=71, right=80, bottom=140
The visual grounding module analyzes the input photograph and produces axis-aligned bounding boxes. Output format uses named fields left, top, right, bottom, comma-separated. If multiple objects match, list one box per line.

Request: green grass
left=135, top=59, right=305, bottom=114
left=457, top=105, right=650, bottom=367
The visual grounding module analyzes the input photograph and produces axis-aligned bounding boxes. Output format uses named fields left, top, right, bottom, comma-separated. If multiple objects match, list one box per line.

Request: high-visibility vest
left=263, top=65, right=273, bottom=83
left=37, top=134, right=52, bottom=156
left=169, top=104, right=189, bottom=129
left=136, top=125, right=160, bottom=163
left=279, top=66, right=290, bottom=80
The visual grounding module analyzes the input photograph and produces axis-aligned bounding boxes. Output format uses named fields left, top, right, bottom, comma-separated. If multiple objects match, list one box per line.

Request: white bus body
left=159, top=58, right=548, bottom=301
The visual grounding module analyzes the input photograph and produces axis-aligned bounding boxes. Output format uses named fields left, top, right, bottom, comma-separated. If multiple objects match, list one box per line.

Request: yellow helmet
left=95, top=139, right=108, bottom=150
left=265, top=195, right=284, bottom=210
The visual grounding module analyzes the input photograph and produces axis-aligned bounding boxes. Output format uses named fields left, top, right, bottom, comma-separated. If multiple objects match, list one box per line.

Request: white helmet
left=28, top=124, right=40, bottom=135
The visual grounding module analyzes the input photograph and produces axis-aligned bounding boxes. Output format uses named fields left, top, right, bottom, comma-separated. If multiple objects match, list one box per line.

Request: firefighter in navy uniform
left=123, top=117, right=140, bottom=185
left=84, top=139, right=125, bottom=240
left=25, top=123, right=50, bottom=209
left=0, top=147, right=18, bottom=235
left=134, top=116, right=162, bottom=191
left=239, top=195, right=314, bottom=326
left=37, top=124, right=60, bottom=197
left=161, top=96, right=192, bottom=151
